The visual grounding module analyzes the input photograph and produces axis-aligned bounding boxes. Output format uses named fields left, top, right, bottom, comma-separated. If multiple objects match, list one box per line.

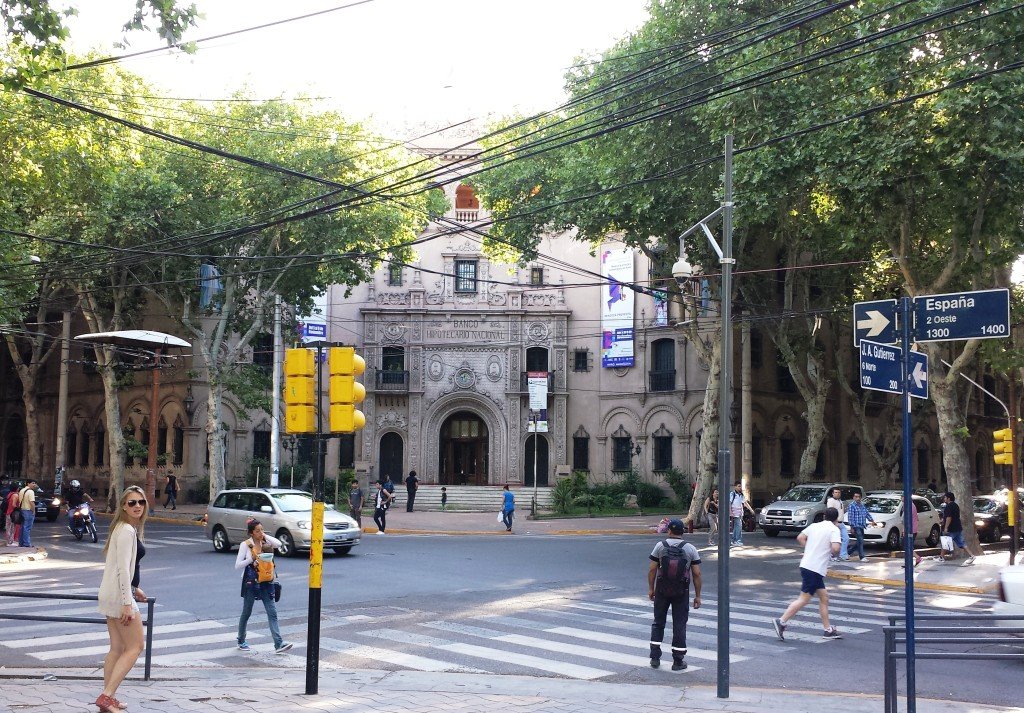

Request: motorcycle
left=69, top=502, right=99, bottom=543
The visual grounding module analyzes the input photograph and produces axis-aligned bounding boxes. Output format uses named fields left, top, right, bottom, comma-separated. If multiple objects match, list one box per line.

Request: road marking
left=318, top=637, right=489, bottom=673
left=361, top=628, right=612, bottom=679
left=7, top=620, right=221, bottom=648
left=542, top=626, right=747, bottom=663
left=29, top=631, right=264, bottom=661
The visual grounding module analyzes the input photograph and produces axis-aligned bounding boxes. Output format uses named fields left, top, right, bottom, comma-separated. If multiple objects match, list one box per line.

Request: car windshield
left=973, top=498, right=999, bottom=513
left=863, top=496, right=900, bottom=514
left=778, top=487, right=828, bottom=503
left=271, top=492, right=313, bottom=512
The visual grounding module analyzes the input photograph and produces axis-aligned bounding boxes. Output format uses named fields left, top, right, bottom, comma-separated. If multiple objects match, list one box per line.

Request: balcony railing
left=454, top=209, right=479, bottom=222
left=649, top=369, right=676, bottom=392
left=519, top=372, right=556, bottom=393
left=374, top=369, right=409, bottom=392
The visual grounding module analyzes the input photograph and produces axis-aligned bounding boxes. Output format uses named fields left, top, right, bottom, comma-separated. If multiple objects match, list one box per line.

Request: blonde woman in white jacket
left=95, top=486, right=148, bottom=713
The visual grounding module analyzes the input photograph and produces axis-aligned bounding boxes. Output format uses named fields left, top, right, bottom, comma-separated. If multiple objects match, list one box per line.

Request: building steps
left=379, top=484, right=553, bottom=512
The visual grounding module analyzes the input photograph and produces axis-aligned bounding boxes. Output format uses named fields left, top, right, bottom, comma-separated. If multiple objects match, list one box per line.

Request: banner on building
left=601, top=248, right=635, bottom=368
left=298, top=293, right=328, bottom=343
left=652, top=288, right=669, bottom=327
left=527, top=371, right=549, bottom=432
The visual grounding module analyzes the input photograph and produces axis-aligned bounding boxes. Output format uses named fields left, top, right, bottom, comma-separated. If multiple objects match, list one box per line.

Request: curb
left=363, top=527, right=658, bottom=536
left=827, top=569, right=997, bottom=595
left=0, top=546, right=48, bottom=565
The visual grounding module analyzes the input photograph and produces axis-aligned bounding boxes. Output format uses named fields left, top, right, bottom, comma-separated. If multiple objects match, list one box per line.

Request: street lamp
left=673, top=134, right=734, bottom=699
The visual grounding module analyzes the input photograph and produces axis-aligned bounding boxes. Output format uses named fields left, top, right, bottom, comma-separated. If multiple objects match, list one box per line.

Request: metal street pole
left=531, top=411, right=539, bottom=518
left=305, top=343, right=325, bottom=695
left=716, top=134, right=734, bottom=699
left=1009, top=377, right=1018, bottom=565
left=899, top=297, right=916, bottom=713
left=54, top=310, right=71, bottom=491
left=271, top=294, right=282, bottom=487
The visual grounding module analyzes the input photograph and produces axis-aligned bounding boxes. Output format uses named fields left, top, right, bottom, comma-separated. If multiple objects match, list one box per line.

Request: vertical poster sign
left=652, top=288, right=669, bottom=327
left=298, top=293, right=328, bottom=344
left=601, top=248, right=635, bottom=368
left=527, top=372, right=549, bottom=433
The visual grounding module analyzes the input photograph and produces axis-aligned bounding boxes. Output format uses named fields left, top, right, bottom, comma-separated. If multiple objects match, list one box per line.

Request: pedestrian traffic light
left=994, top=427, right=1014, bottom=466
left=284, top=348, right=317, bottom=433
left=328, top=346, right=365, bottom=433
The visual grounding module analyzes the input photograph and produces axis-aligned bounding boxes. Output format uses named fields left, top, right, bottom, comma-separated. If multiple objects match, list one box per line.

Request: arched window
left=95, top=425, right=105, bottom=467
left=751, top=426, right=763, bottom=477
left=79, top=426, right=91, bottom=467
left=66, top=425, right=78, bottom=469
left=526, top=347, right=548, bottom=372
left=652, top=424, right=673, bottom=471
left=917, top=443, right=929, bottom=484
left=172, top=418, right=184, bottom=466
left=454, top=184, right=479, bottom=222
left=846, top=436, right=860, bottom=480
left=649, top=339, right=675, bottom=391
left=572, top=425, right=590, bottom=472
left=611, top=424, right=633, bottom=472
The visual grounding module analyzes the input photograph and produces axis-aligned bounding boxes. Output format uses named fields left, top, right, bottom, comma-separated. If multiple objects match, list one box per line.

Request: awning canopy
left=75, top=330, right=190, bottom=349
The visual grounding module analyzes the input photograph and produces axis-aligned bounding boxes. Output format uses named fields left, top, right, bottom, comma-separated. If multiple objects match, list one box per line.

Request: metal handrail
left=0, top=589, right=156, bottom=680
left=883, top=615, right=1024, bottom=713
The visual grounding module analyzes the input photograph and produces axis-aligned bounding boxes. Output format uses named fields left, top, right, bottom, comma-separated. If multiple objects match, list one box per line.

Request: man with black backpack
left=647, top=519, right=702, bottom=671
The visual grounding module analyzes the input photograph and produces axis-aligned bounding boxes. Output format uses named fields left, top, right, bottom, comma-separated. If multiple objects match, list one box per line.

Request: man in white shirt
left=728, top=481, right=755, bottom=546
left=826, top=488, right=850, bottom=561
left=772, top=507, right=843, bottom=641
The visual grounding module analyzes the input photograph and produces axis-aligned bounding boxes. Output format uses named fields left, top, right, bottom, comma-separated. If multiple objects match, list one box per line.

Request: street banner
left=653, top=288, right=669, bottom=327
left=298, top=293, right=328, bottom=344
left=527, top=409, right=548, bottom=433
left=601, top=247, right=634, bottom=368
left=527, top=372, right=549, bottom=432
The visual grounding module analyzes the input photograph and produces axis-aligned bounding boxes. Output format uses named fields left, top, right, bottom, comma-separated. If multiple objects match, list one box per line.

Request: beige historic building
left=0, top=144, right=1006, bottom=505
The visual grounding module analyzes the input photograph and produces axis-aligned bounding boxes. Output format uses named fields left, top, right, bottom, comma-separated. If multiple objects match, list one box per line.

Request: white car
left=993, top=566, right=1024, bottom=629
left=844, top=492, right=941, bottom=550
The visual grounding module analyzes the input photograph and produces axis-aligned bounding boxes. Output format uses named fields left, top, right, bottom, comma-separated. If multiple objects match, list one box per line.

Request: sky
left=66, top=0, right=651, bottom=136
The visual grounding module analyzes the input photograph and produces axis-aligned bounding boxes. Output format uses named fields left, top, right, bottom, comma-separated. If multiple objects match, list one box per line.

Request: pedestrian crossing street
left=1, top=567, right=994, bottom=681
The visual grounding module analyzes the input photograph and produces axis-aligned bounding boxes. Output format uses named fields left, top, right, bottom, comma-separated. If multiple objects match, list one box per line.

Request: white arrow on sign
left=856, top=310, right=892, bottom=337
left=911, top=360, right=927, bottom=389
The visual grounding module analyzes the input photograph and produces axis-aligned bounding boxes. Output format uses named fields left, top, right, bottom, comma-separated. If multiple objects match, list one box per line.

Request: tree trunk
left=928, top=348, right=983, bottom=555
left=799, top=388, right=827, bottom=481
left=97, top=345, right=127, bottom=512
left=686, top=336, right=722, bottom=526
left=206, top=385, right=227, bottom=501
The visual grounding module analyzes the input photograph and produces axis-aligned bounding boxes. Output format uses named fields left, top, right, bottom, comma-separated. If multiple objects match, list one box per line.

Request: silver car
left=205, top=488, right=361, bottom=557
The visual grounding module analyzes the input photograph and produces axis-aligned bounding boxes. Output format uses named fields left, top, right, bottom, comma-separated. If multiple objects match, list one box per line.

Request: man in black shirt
left=405, top=471, right=419, bottom=512
left=942, top=492, right=974, bottom=565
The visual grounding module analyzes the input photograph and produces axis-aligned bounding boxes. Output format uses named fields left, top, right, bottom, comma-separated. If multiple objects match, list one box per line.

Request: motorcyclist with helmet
left=64, top=480, right=93, bottom=531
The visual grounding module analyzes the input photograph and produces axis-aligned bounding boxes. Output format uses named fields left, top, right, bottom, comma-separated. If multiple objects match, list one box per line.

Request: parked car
left=973, top=495, right=1024, bottom=543
left=854, top=491, right=941, bottom=550
left=993, top=565, right=1024, bottom=630
left=205, top=488, right=361, bottom=557
left=913, top=488, right=944, bottom=508
left=37, top=489, right=61, bottom=521
left=758, top=482, right=865, bottom=536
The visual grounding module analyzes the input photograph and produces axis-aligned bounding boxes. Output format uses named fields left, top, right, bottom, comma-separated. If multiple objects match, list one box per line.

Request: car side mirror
left=260, top=505, right=273, bottom=513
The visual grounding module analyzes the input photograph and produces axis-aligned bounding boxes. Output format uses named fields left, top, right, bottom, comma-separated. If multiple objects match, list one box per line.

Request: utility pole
left=1009, top=377, right=1018, bottom=565
left=271, top=295, right=282, bottom=488
left=54, top=310, right=71, bottom=491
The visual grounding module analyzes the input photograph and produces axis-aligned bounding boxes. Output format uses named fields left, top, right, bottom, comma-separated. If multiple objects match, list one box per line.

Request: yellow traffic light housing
left=328, top=346, right=366, bottom=433
left=284, top=348, right=317, bottom=433
left=994, top=427, right=1014, bottom=466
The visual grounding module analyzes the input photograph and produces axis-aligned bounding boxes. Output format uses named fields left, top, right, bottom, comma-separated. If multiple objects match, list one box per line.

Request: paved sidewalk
left=0, top=544, right=47, bottom=565
left=0, top=667, right=1013, bottom=713
left=827, top=550, right=1014, bottom=594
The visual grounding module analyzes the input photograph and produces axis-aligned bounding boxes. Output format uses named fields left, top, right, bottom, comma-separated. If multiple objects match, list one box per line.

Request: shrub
left=573, top=493, right=613, bottom=511
left=551, top=477, right=576, bottom=514
left=662, top=468, right=694, bottom=510
left=636, top=482, right=666, bottom=508
left=620, top=469, right=642, bottom=495
left=187, top=475, right=211, bottom=504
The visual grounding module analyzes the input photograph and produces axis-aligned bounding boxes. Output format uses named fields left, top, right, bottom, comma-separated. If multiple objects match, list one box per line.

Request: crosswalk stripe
left=0, top=610, right=194, bottom=639
left=421, top=620, right=695, bottom=670
left=6, top=620, right=220, bottom=648
left=541, top=626, right=747, bottom=663
left=319, top=637, right=489, bottom=673
left=524, top=610, right=792, bottom=654
left=147, top=650, right=235, bottom=666
left=29, top=631, right=265, bottom=661
left=361, top=628, right=612, bottom=679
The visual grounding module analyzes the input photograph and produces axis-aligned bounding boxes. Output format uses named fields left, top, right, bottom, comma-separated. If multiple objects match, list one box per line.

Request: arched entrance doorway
left=524, top=434, right=549, bottom=486
left=440, top=411, right=488, bottom=485
left=378, top=432, right=404, bottom=484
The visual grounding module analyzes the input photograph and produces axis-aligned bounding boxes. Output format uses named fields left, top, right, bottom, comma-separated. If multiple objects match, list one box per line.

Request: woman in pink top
left=905, top=495, right=922, bottom=567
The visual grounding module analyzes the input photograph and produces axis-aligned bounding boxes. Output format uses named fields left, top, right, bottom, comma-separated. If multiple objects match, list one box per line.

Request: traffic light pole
left=305, top=342, right=325, bottom=695
left=1009, top=378, right=1018, bottom=565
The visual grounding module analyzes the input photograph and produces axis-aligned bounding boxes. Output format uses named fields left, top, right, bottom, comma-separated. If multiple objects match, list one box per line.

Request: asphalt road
left=4, top=518, right=1022, bottom=707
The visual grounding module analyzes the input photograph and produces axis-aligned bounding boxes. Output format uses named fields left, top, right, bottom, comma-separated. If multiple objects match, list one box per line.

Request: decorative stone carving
left=427, top=355, right=444, bottom=381
left=487, top=283, right=507, bottom=306
left=454, top=240, right=476, bottom=254
left=454, top=366, right=476, bottom=390
left=524, top=293, right=556, bottom=307
left=486, top=355, right=502, bottom=382
left=366, top=320, right=375, bottom=341
left=377, top=292, right=410, bottom=306
left=527, top=322, right=549, bottom=342
left=613, top=366, right=629, bottom=377
left=382, top=322, right=406, bottom=342
left=377, top=410, right=407, bottom=429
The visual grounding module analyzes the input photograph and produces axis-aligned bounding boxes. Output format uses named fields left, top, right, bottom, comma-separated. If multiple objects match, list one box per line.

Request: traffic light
left=284, top=348, right=316, bottom=433
left=994, top=427, right=1014, bottom=466
left=328, top=346, right=366, bottom=433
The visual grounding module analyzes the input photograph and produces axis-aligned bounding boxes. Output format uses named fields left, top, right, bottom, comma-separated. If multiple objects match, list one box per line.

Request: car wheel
left=73, top=527, right=83, bottom=541
left=990, top=523, right=1002, bottom=543
left=333, top=546, right=353, bottom=555
left=926, top=524, right=940, bottom=548
left=763, top=528, right=780, bottom=537
left=887, top=528, right=902, bottom=551
left=89, top=521, right=99, bottom=544
left=212, top=526, right=231, bottom=553
left=276, top=530, right=297, bottom=557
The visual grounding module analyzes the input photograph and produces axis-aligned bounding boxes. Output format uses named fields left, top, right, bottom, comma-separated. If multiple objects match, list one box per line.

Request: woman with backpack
left=95, top=486, right=148, bottom=713
left=235, top=518, right=292, bottom=654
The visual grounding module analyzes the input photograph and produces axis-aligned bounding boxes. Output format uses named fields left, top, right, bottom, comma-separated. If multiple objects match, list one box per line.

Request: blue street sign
left=908, top=350, right=928, bottom=400
left=853, top=299, right=897, bottom=346
left=913, top=288, right=1010, bottom=342
left=859, top=340, right=903, bottom=395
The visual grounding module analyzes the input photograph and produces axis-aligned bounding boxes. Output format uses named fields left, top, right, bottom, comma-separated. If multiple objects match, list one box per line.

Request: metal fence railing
left=883, top=614, right=1024, bottom=713
left=0, top=590, right=156, bottom=680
